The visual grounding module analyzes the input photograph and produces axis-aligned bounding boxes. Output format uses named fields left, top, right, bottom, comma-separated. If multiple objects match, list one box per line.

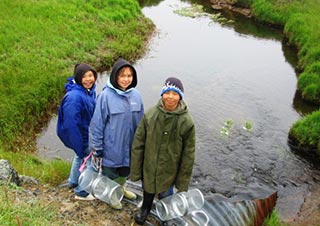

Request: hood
left=65, top=76, right=96, bottom=94
left=74, top=63, right=97, bottom=86
left=109, top=58, right=137, bottom=90
left=157, top=99, right=188, bottom=115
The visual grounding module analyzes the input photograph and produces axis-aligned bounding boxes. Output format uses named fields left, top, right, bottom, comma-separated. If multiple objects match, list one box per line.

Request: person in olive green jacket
left=130, top=77, right=196, bottom=225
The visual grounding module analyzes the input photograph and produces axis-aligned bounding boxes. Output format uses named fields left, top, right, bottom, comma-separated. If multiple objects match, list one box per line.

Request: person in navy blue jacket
left=57, top=63, right=97, bottom=200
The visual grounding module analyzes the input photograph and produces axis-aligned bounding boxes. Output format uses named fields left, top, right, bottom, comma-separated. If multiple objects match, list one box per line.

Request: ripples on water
left=37, top=0, right=320, bottom=220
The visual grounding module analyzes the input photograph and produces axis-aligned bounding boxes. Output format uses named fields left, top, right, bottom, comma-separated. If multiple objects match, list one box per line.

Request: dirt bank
left=9, top=182, right=160, bottom=226
left=284, top=186, right=320, bottom=226
left=5, top=180, right=319, bottom=226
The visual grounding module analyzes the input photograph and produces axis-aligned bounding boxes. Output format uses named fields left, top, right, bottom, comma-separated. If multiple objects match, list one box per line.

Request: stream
left=37, top=0, right=320, bottom=221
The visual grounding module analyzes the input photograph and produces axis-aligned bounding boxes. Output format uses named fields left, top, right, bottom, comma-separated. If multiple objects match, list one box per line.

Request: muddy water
left=37, top=0, right=320, bottom=221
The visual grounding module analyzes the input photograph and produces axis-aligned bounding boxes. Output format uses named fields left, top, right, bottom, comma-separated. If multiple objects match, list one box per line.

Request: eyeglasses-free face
left=81, top=71, right=96, bottom=89
left=162, top=90, right=180, bottom=112
left=117, top=67, right=133, bottom=90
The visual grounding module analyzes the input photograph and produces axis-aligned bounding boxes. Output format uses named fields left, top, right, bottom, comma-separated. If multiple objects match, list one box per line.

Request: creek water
left=37, top=0, right=320, bottom=221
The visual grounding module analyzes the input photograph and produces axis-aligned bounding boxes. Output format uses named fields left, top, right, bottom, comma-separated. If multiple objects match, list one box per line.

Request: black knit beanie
left=74, top=63, right=97, bottom=85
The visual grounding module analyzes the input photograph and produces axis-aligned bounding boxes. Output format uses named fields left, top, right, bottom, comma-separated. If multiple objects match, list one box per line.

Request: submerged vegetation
left=220, top=119, right=253, bottom=136
left=173, top=3, right=234, bottom=24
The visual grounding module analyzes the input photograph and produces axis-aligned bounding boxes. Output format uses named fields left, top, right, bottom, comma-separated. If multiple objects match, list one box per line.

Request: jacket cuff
left=92, top=149, right=103, bottom=157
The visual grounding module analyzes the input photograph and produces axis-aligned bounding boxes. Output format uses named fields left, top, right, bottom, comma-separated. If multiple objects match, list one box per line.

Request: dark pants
left=142, top=186, right=174, bottom=210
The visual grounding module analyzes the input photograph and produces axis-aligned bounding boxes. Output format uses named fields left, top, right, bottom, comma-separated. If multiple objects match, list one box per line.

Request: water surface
left=37, top=0, right=320, bottom=221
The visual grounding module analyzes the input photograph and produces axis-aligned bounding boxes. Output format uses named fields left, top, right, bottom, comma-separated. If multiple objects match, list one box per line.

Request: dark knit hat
left=160, top=77, right=184, bottom=100
left=74, top=63, right=97, bottom=85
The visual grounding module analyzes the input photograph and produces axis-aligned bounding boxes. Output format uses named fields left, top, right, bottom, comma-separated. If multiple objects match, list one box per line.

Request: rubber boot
left=108, top=177, right=126, bottom=210
left=134, top=191, right=155, bottom=225
left=110, top=202, right=122, bottom=210
left=114, top=177, right=137, bottom=200
left=123, top=186, right=137, bottom=200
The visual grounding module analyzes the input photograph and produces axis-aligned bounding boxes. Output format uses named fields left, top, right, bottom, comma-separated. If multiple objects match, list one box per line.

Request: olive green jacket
left=130, top=99, right=196, bottom=194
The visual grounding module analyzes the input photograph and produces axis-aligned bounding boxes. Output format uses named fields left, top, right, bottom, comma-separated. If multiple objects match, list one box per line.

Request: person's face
left=117, top=67, right=133, bottom=90
left=81, top=71, right=96, bottom=89
left=162, top=91, right=180, bottom=111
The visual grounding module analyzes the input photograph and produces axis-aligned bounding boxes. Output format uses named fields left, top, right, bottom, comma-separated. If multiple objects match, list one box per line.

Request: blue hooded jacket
left=57, top=77, right=96, bottom=158
left=89, top=58, right=144, bottom=168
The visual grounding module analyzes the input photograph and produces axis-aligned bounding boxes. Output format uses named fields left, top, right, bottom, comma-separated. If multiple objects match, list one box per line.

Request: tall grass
left=0, top=0, right=154, bottom=153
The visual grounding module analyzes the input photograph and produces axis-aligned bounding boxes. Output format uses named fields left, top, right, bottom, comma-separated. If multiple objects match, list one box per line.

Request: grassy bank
left=0, top=0, right=154, bottom=154
left=1, top=185, right=64, bottom=226
left=236, top=0, right=320, bottom=154
left=0, top=0, right=317, bottom=225
left=0, top=148, right=69, bottom=185
left=0, top=0, right=154, bottom=222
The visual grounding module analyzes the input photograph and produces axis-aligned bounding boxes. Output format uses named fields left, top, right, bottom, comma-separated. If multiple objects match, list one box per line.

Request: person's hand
left=91, top=155, right=102, bottom=171
left=91, top=150, right=102, bottom=171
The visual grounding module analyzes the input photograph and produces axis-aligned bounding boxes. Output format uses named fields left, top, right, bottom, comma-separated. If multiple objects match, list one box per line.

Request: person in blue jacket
left=88, top=58, right=144, bottom=209
left=56, top=63, right=97, bottom=200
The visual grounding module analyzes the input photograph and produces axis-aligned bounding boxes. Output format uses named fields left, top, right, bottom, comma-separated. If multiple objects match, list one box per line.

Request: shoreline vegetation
left=211, top=0, right=320, bottom=157
left=0, top=0, right=155, bottom=187
left=0, top=0, right=319, bottom=225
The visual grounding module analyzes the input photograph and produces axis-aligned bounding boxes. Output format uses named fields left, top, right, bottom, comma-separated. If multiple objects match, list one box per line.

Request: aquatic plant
left=243, top=121, right=253, bottom=132
left=221, top=119, right=253, bottom=136
left=231, top=171, right=245, bottom=184
left=173, top=3, right=233, bottom=25
left=220, top=119, right=233, bottom=136
left=210, top=13, right=234, bottom=24
left=225, top=119, right=234, bottom=128
left=173, top=3, right=205, bottom=18
left=220, top=127, right=230, bottom=136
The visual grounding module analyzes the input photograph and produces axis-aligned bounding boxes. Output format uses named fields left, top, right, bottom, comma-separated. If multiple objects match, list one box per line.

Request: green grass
left=0, top=0, right=318, bottom=224
left=0, top=148, right=70, bottom=185
left=0, top=185, right=63, bottom=226
left=0, top=0, right=154, bottom=153
left=289, top=110, right=320, bottom=154
left=240, top=0, right=320, bottom=105
left=0, top=0, right=154, bottom=184
left=239, top=0, right=320, bottom=154
left=263, top=209, right=287, bottom=226
left=0, top=184, right=282, bottom=226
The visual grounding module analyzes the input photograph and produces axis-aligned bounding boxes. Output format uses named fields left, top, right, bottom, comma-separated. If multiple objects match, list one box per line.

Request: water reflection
left=138, top=0, right=163, bottom=7
left=37, top=0, right=320, bottom=221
